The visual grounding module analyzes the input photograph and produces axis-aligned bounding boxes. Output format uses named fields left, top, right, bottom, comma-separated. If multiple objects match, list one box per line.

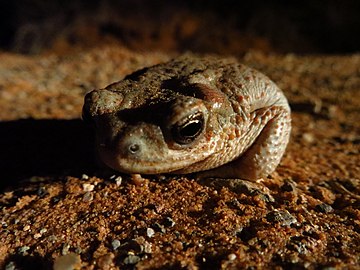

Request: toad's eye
left=171, top=112, right=204, bottom=145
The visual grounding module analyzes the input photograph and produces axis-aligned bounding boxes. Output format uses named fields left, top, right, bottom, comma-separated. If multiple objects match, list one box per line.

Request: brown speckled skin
left=83, top=55, right=291, bottom=180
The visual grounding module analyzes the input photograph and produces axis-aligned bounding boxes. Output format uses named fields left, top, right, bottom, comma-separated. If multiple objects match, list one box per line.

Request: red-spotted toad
left=83, top=55, right=291, bottom=180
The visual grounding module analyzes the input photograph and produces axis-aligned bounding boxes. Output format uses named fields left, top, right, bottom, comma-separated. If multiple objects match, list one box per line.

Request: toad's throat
left=98, top=147, right=212, bottom=174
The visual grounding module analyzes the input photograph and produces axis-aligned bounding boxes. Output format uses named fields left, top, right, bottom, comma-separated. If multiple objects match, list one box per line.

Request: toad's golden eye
left=171, top=112, right=204, bottom=145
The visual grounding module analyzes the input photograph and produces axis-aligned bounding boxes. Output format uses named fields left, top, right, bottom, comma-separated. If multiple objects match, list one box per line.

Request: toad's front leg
left=198, top=105, right=291, bottom=180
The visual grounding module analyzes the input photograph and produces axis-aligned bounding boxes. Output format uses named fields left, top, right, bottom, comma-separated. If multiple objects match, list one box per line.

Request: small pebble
left=315, top=203, right=333, bottom=213
left=23, top=225, right=31, bottom=231
left=5, top=261, right=16, bottom=270
left=143, top=241, right=152, bottom=254
left=327, top=105, right=340, bottom=119
left=146, top=228, right=155, bottom=238
left=37, top=186, right=48, bottom=197
left=82, top=183, right=94, bottom=192
left=75, top=247, right=83, bottom=254
left=111, top=239, right=121, bottom=250
left=61, top=243, right=70, bottom=255
left=82, top=192, right=93, bottom=202
left=288, top=239, right=307, bottom=254
left=131, top=174, right=145, bottom=186
left=52, top=196, right=61, bottom=204
left=266, top=210, right=297, bottom=226
left=124, top=254, right=140, bottom=265
left=81, top=174, right=89, bottom=180
left=115, top=176, right=122, bottom=186
left=17, top=246, right=30, bottom=255
left=302, top=133, right=315, bottom=144
left=228, top=253, right=237, bottom=261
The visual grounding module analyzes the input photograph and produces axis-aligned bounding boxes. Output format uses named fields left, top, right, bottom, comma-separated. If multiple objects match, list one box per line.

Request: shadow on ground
left=0, top=119, right=96, bottom=190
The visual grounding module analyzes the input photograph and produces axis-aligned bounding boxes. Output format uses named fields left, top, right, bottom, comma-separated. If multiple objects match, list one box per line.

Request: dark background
left=0, top=0, right=359, bottom=54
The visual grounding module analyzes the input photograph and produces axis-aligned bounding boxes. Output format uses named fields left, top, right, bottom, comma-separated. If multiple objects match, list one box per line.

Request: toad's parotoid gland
left=83, top=55, right=291, bottom=180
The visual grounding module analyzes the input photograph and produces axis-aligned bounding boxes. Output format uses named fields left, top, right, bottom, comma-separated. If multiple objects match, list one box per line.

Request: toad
left=83, top=55, right=291, bottom=180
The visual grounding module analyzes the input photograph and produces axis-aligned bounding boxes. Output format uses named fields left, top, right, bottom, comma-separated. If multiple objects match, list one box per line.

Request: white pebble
left=146, top=228, right=155, bottom=238
left=82, top=183, right=94, bottom=192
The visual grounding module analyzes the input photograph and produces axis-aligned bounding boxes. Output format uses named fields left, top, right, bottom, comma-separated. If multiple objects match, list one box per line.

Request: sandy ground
left=0, top=46, right=359, bottom=269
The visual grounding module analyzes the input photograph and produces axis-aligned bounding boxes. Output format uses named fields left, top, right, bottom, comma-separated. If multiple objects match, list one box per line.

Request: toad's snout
left=97, top=122, right=171, bottom=173
left=83, top=89, right=124, bottom=120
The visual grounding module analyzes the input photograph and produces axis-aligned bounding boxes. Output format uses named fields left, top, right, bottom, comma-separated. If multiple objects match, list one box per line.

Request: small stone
left=61, top=243, right=70, bottom=255
left=287, top=239, right=308, bottom=254
left=37, top=186, right=48, bottom=197
left=75, top=247, right=83, bottom=254
left=52, top=196, right=61, bottom=204
left=327, top=105, right=340, bottom=119
left=302, top=133, right=315, bottom=144
left=313, top=98, right=322, bottom=114
left=228, top=253, right=237, bottom=260
left=23, top=225, right=30, bottom=231
left=146, top=228, right=155, bottom=238
left=82, top=183, right=94, bottom=192
left=115, top=176, right=122, bottom=186
left=48, top=235, right=58, bottom=243
left=17, top=246, right=30, bottom=255
left=143, top=241, right=152, bottom=254
left=81, top=174, right=89, bottom=180
left=208, top=178, right=274, bottom=202
left=5, top=261, right=16, bottom=270
left=266, top=210, right=297, bottom=226
left=124, top=254, right=140, bottom=265
left=111, top=239, right=121, bottom=250
left=131, top=174, right=145, bottom=186
left=315, top=203, right=333, bottom=213
left=82, top=192, right=93, bottom=202
left=110, top=175, right=123, bottom=186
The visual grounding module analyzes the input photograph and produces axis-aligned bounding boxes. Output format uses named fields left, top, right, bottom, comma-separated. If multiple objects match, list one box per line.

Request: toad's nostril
left=128, top=144, right=140, bottom=154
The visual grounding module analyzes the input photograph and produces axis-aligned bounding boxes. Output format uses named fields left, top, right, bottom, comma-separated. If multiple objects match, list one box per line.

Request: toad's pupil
left=180, top=120, right=202, bottom=138
left=129, top=144, right=140, bottom=153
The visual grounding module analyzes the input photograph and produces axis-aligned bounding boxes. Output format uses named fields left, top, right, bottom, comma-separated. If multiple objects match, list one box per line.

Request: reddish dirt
left=0, top=45, right=359, bottom=269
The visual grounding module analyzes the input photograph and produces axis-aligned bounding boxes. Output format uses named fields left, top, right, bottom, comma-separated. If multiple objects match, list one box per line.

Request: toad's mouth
left=97, top=141, right=212, bottom=174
